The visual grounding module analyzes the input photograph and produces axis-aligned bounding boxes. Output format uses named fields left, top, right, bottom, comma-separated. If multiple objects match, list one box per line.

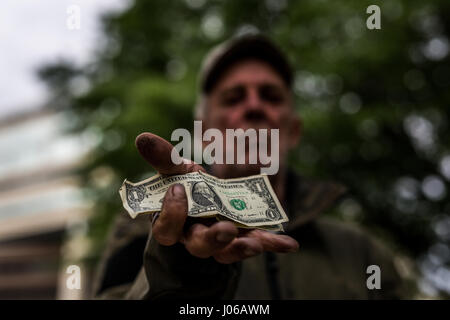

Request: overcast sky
left=0, top=0, right=131, bottom=119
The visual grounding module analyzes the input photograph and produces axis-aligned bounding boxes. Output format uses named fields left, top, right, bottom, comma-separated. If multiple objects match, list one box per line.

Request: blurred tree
left=39, top=0, right=450, bottom=297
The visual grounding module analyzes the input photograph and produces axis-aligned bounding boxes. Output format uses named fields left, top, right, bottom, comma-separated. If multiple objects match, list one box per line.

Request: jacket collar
left=284, top=169, right=348, bottom=232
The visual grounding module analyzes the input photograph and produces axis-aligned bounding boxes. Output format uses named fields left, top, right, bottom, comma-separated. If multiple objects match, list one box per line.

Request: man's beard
left=211, top=162, right=263, bottom=179
left=205, top=132, right=282, bottom=178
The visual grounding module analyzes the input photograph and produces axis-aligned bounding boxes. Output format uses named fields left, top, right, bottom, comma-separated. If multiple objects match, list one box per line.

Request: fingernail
left=216, top=232, right=234, bottom=243
left=172, top=184, right=184, bottom=198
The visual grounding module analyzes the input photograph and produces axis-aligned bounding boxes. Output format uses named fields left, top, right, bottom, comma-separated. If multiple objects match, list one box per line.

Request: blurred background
left=0, top=0, right=449, bottom=299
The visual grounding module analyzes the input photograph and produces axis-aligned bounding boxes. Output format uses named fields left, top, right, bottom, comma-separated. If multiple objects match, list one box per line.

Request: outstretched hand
left=135, top=132, right=299, bottom=264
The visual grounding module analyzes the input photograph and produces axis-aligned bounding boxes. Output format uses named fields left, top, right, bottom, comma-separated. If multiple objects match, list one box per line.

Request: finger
left=135, top=132, right=205, bottom=175
left=213, top=237, right=264, bottom=264
left=245, top=229, right=299, bottom=253
left=152, top=184, right=188, bottom=246
left=182, top=221, right=238, bottom=258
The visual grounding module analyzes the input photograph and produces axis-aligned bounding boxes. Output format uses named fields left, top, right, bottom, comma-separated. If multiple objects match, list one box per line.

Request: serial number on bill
left=178, top=304, right=270, bottom=317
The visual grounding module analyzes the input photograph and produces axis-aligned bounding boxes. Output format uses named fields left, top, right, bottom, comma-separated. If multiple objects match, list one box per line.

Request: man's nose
left=242, top=88, right=267, bottom=122
left=244, top=87, right=263, bottom=111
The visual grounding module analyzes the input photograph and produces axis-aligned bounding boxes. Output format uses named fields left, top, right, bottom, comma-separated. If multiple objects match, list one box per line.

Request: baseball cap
left=199, top=34, right=293, bottom=94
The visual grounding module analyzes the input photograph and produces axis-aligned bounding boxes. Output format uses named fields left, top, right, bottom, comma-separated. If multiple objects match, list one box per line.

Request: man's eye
left=221, top=90, right=245, bottom=106
left=260, top=87, right=285, bottom=104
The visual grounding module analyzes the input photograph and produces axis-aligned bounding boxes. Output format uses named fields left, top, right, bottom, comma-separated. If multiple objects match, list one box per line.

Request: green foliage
left=38, top=0, right=450, bottom=295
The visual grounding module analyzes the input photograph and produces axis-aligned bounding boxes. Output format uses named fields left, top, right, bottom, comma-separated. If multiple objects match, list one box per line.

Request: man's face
left=202, top=59, right=301, bottom=177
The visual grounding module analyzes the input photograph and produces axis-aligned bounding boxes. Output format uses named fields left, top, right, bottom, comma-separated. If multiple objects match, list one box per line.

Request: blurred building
left=0, top=108, right=90, bottom=299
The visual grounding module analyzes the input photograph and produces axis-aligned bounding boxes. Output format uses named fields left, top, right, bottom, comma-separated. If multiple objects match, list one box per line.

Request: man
left=92, top=34, right=407, bottom=299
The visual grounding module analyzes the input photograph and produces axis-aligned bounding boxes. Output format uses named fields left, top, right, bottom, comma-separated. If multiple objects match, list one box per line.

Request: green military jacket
left=92, top=170, right=407, bottom=299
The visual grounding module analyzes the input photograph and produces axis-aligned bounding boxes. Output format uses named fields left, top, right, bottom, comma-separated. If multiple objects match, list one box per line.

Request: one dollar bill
left=119, top=171, right=288, bottom=231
